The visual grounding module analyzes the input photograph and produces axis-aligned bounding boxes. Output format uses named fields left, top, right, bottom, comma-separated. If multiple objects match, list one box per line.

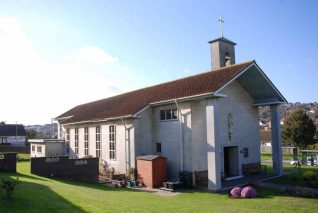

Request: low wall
left=31, top=156, right=99, bottom=182
left=0, top=152, right=17, bottom=172
left=260, top=146, right=297, bottom=155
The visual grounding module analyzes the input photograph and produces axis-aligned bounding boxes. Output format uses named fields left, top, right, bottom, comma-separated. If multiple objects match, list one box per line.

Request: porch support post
left=206, top=99, right=221, bottom=190
left=270, top=104, right=283, bottom=176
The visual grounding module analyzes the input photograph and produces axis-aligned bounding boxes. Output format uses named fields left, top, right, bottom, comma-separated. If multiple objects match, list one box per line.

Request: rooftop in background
left=0, top=122, right=26, bottom=137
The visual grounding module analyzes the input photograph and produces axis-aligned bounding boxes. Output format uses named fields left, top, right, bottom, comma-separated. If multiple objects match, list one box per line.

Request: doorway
left=223, top=146, right=239, bottom=178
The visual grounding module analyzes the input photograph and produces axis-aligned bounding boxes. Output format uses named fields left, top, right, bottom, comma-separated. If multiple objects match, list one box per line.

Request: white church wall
left=216, top=80, right=260, bottom=174
left=134, top=107, right=153, bottom=157
left=179, top=102, right=192, bottom=172
left=62, top=121, right=131, bottom=175
left=152, top=104, right=182, bottom=179
left=191, top=100, right=208, bottom=172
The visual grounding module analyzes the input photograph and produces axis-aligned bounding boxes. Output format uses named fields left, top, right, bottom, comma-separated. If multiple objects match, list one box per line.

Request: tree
left=25, top=129, right=37, bottom=140
left=282, top=109, right=316, bottom=148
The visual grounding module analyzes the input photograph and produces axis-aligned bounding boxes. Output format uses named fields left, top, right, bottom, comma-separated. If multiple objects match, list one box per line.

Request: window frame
left=84, top=127, right=89, bottom=156
left=74, top=128, right=79, bottom=155
left=156, top=143, right=162, bottom=153
left=37, top=146, right=42, bottom=153
left=66, top=128, right=70, bottom=154
left=160, top=108, right=178, bottom=121
left=96, top=126, right=101, bottom=158
left=109, top=125, right=116, bottom=160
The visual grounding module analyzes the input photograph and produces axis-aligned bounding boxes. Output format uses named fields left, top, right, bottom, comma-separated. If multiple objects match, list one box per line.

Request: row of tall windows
left=69, top=126, right=116, bottom=159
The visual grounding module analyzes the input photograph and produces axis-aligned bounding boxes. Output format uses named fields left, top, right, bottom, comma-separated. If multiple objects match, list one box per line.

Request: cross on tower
left=219, top=14, right=224, bottom=38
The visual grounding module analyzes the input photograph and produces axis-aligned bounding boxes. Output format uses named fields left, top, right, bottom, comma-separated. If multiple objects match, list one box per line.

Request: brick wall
left=0, top=152, right=17, bottom=172
left=31, top=156, right=99, bottom=182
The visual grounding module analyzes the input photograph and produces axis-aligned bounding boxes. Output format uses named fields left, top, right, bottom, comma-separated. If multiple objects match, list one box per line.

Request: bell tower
left=209, top=14, right=236, bottom=70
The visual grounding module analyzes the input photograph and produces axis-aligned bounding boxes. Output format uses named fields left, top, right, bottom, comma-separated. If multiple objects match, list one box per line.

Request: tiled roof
left=0, top=124, right=26, bottom=137
left=56, top=61, right=254, bottom=124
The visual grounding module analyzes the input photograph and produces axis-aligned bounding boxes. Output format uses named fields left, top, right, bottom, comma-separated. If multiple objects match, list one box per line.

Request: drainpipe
left=175, top=99, right=184, bottom=171
left=121, top=117, right=129, bottom=174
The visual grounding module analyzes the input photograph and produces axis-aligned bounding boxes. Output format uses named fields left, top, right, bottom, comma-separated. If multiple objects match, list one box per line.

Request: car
left=290, top=160, right=302, bottom=166
left=306, top=157, right=317, bottom=166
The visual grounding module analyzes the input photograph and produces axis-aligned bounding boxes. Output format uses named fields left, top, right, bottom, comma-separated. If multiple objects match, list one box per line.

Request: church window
left=160, top=109, right=178, bottom=121
left=84, top=127, right=89, bottom=156
left=66, top=129, right=70, bottom=154
left=75, top=128, right=79, bottom=155
left=109, top=125, right=116, bottom=160
left=96, top=126, right=101, bottom=157
left=156, top=143, right=161, bottom=153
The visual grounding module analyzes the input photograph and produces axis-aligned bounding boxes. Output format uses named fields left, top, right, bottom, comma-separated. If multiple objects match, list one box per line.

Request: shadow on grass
left=0, top=180, right=87, bottom=213
left=0, top=171, right=48, bottom=182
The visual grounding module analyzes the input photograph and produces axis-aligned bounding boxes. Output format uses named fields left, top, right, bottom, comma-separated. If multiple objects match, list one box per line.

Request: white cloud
left=64, top=46, right=118, bottom=64
left=0, top=16, right=133, bottom=125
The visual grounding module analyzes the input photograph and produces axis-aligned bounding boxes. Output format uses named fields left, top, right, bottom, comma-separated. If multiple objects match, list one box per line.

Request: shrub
left=2, top=178, right=19, bottom=200
left=241, top=186, right=257, bottom=198
left=230, top=187, right=242, bottom=198
left=303, top=171, right=317, bottom=181
left=293, top=187, right=313, bottom=198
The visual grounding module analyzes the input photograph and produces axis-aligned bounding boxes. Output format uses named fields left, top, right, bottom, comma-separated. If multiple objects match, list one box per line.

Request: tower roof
left=208, top=37, right=236, bottom=45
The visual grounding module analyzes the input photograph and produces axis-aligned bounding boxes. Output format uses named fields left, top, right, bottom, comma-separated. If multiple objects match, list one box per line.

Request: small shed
left=29, top=139, right=65, bottom=158
left=136, top=155, right=167, bottom=188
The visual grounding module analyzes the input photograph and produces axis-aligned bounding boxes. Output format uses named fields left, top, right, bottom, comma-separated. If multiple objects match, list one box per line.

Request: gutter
left=60, top=115, right=133, bottom=126
left=120, top=117, right=129, bottom=175
left=174, top=99, right=184, bottom=171
left=150, top=92, right=227, bottom=107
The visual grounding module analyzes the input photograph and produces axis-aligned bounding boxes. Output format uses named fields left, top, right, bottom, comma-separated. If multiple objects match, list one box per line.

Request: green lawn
left=268, top=164, right=318, bottom=186
left=0, top=162, right=317, bottom=213
left=17, top=153, right=30, bottom=161
left=261, top=152, right=300, bottom=161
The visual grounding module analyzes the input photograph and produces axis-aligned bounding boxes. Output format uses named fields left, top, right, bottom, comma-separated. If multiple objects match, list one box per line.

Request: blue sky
left=0, top=0, right=317, bottom=124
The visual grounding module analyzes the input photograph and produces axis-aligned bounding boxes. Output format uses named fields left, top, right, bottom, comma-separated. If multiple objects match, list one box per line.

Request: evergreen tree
left=282, top=109, right=316, bottom=148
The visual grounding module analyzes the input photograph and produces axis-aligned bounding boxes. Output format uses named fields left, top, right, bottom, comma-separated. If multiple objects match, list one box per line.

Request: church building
left=56, top=31, right=286, bottom=190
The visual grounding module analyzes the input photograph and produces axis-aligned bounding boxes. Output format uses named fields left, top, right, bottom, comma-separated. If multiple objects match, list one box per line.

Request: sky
left=0, top=0, right=317, bottom=125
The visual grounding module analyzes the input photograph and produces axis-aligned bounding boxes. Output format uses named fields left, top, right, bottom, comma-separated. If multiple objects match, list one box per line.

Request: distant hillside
left=259, top=102, right=318, bottom=129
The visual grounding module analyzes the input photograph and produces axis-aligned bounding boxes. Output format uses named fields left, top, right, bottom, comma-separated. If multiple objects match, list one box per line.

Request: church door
left=223, top=146, right=239, bottom=177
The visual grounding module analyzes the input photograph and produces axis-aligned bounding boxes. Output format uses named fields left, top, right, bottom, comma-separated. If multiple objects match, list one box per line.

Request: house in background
left=55, top=34, right=286, bottom=190
left=0, top=122, right=26, bottom=146
left=29, top=139, right=65, bottom=158
left=260, top=130, right=272, bottom=147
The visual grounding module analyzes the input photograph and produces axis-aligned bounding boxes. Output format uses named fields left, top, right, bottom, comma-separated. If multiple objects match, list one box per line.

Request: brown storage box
left=137, top=155, right=167, bottom=188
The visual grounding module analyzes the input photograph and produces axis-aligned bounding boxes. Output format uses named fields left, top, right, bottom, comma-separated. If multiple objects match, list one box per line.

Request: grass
left=268, top=164, right=318, bottom=186
left=17, top=153, right=30, bottom=161
left=261, top=152, right=302, bottom=161
left=0, top=162, right=317, bottom=212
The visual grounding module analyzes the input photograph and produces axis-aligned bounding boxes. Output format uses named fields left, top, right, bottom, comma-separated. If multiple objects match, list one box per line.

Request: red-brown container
left=136, top=155, right=167, bottom=188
